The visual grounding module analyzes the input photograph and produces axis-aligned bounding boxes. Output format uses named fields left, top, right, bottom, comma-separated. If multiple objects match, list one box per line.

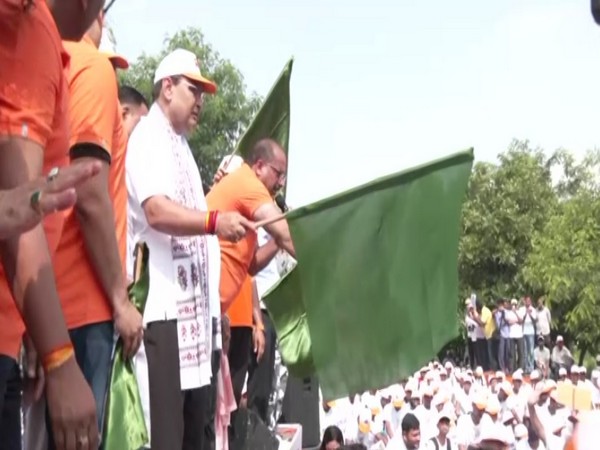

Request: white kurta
left=126, top=104, right=221, bottom=445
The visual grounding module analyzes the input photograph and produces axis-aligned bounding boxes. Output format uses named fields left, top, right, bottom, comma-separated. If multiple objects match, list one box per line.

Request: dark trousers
left=467, top=340, right=476, bottom=369
left=228, top=326, right=253, bottom=405
left=0, top=355, right=22, bottom=450
left=498, top=337, right=511, bottom=372
left=228, top=326, right=253, bottom=445
left=487, top=338, right=499, bottom=371
left=247, top=311, right=277, bottom=423
left=474, top=339, right=488, bottom=371
left=512, top=338, right=524, bottom=371
left=143, top=320, right=216, bottom=450
left=47, top=321, right=113, bottom=450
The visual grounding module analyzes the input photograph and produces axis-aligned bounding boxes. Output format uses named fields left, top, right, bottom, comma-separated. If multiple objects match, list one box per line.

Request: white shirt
left=254, top=228, right=281, bottom=305
left=126, top=104, right=221, bottom=326
left=536, top=306, right=552, bottom=335
left=520, top=306, right=537, bottom=335
left=465, top=315, right=479, bottom=341
left=425, top=436, right=454, bottom=450
left=455, top=413, right=484, bottom=447
left=508, top=309, right=523, bottom=339
left=382, top=403, right=405, bottom=436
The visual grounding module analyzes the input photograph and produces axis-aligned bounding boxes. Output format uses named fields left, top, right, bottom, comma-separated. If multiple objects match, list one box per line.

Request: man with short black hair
left=386, top=412, right=421, bottom=449
left=118, top=85, right=149, bottom=137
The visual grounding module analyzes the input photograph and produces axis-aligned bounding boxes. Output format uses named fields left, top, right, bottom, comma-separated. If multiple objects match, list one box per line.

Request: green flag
left=234, top=58, right=292, bottom=194
left=103, top=243, right=149, bottom=450
left=235, top=58, right=292, bottom=159
left=264, top=149, right=474, bottom=400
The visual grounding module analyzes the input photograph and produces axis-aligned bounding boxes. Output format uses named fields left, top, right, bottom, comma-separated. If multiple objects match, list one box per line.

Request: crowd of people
left=462, top=296, right=574, bottom=378
left=318, top=361, right=600, bottom=450
left=1, top=1, right=297, bottom=450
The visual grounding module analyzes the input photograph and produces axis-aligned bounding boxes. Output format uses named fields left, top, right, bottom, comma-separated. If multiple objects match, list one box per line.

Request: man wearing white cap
left=126, top=48, right=252, bottom=449
left=551, top=335, right=573, bottom=378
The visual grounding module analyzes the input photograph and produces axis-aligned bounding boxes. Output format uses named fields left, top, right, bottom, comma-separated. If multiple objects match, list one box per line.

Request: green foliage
left=119, top=28, right=261, bottom=183
left=523, top=164, right=600, bottom=351
left=458, top=140, right=557, bottom=304
left=460, top=139, right=600, bottom=351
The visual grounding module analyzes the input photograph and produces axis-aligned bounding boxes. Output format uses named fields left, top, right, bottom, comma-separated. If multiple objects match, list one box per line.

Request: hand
left=215, top=211, right=253, bottom=242
left=528, top=386, right=542, bottom=406
left=0, top=161, right=101, bottom=239
left=46, top=356, right=99, bottom=450
left=212, top=168, right=226, bottom=185
left=222, top=315, right=231, bottom=354
left=114, top=300, right=143, bottom=359
left=253, top=325, right=265, bottom=362
left=22, top=336, right=45, bottom=409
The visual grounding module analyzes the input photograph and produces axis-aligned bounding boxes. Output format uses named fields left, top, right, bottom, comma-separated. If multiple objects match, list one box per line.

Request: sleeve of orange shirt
left=234, top=168, right=273, bottom=219
left=0, top=4, right=60, bottom=149
left=67, top=54, right=118, bottom=160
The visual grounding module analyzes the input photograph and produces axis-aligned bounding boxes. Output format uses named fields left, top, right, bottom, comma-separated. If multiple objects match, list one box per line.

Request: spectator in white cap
left=551, top=335, right=573, bottom=378
left=570, top=365, right=580, bottom=384
left=126, top=47, right=253, bottom=450
left=533, top=334, right=550, bottom=379
left=558, top=367, right=568, bottom=381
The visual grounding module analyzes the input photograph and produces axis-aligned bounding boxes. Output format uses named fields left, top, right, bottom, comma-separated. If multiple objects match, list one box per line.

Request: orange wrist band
left=42, top=342, right=74, bottom=374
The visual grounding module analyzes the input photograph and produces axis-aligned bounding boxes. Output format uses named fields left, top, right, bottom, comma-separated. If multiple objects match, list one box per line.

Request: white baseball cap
left=154, top=48, right=217, bottom=93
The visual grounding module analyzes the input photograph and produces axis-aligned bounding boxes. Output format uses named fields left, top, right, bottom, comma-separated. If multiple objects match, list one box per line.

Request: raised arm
left=254, top=203, right=295, bottom=258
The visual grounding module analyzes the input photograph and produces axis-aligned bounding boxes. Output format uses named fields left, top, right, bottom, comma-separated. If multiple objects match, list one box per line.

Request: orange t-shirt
left=227, top=275, right=253, bottom=328
left=206, top=163, right=272, bottom=312
left=0, top=2, right=70, bottom=359
left=53, top=36, right=128, bottom=329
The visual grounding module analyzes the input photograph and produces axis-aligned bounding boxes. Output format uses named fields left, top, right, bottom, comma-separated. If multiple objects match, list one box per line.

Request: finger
left=132, top=333, right=142, bottom=356
left=45, top=162, right=102, bottom=194
left=123, top=336, right=135, bottom=360
left=88, top=421, right=100, bottom=450
left=53, top=424, right=67, bottom=450
left=65, top=426, right=77, bottom=450
left=39, top=189, right=77, bottom=215
left=239, top=217, right=256, bottom=231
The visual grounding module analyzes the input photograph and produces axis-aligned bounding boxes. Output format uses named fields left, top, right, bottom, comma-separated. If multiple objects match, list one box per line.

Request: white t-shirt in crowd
left=382, top=403, right=405, bottom=436
left=520, top=306, right=537, bottom=336
left=466, top=315, right=478, bottom=341
left=536, top=306, right=552, bottom=336
left=508, top=309, right=524, bottom=339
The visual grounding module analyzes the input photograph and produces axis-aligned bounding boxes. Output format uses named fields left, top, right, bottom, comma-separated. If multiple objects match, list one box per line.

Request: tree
left=119, top=28, right=262, bottom=183
left=458, top=140, right=558, bottom=304
left=523, top=152, right=600, bottom=362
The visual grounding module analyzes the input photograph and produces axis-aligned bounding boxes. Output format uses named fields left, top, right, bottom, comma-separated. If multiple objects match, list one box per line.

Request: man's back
left=206, top=163, right=272, bottom=311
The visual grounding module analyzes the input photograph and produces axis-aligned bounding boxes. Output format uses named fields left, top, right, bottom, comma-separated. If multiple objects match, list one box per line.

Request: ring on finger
left=47, top=167, right=60, bottom=183
left=30, top=190, right=43, bottom=215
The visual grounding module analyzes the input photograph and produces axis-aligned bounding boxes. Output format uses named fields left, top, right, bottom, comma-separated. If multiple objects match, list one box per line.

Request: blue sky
left=108, top=0, right=600, bottom=207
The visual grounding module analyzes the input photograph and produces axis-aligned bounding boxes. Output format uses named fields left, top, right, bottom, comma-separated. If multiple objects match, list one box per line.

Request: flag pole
left=254, top=212, right=289, bottom=229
